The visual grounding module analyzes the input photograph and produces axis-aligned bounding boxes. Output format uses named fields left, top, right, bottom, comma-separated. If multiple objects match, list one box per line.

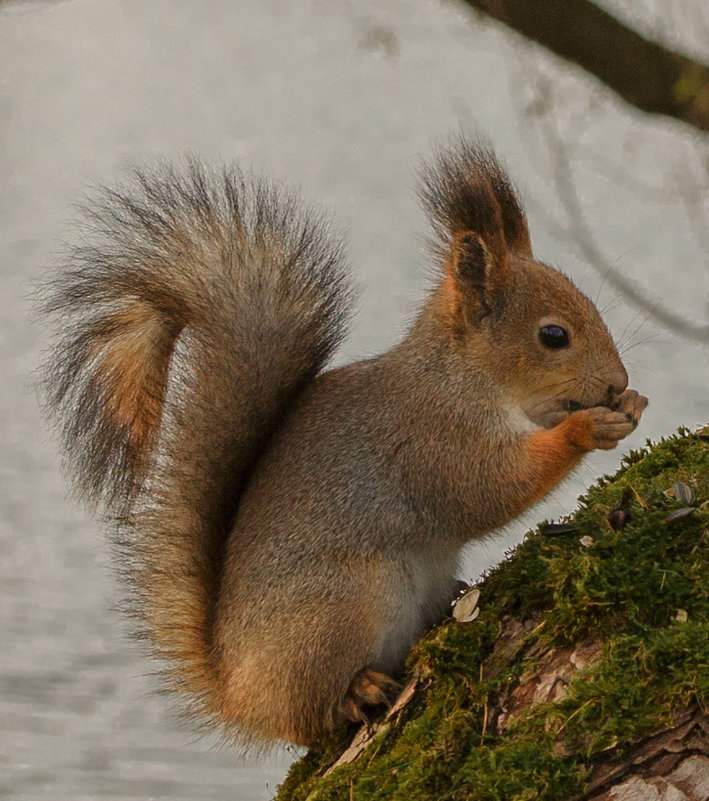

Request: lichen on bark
left=275, top=427, right=709, bottom=801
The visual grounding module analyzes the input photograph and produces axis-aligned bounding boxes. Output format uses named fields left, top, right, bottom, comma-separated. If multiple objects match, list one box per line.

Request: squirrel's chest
left=369, top=546, right=460, bottom=675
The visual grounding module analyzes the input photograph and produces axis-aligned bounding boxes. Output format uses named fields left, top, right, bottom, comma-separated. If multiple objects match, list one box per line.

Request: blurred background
left=1, top=0, right=707, bottom=798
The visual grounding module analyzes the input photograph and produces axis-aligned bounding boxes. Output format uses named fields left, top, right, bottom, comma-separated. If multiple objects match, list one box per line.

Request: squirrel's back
left=40, top=160, right=353, bottom=729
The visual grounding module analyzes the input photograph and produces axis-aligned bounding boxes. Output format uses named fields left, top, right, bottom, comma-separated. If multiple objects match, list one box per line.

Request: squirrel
left=41, top=137, right=648, bottom=747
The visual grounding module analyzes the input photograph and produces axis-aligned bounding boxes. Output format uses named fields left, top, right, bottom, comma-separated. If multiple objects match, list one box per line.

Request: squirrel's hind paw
left=338, top=668, right=402, bottom=726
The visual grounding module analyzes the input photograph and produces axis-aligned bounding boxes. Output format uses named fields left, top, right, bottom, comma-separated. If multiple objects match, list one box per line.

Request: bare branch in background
left=539, top=109, right=709, bottom=344
left=460, top=0, right=709, bottom=133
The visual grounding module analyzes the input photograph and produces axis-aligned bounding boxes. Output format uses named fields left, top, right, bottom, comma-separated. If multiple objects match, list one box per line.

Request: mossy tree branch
left=459, top=0, right=709, bottom=133
left=277, top=428, right=709, bottom=801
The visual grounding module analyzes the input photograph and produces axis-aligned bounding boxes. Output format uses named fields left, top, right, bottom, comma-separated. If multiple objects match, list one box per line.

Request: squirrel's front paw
left=565, top=390, right=647, bottom=452
left=581, top=407, right=636, bottom=450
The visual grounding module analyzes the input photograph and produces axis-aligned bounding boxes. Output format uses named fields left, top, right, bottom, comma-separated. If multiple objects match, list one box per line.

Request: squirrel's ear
left=446, top=231, right=507, bottom=323
left=452, top=232, right=489, bottom=290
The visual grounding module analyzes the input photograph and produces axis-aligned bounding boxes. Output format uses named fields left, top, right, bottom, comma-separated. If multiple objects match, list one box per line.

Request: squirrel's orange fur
left=40, top=138, right=647, bottom=746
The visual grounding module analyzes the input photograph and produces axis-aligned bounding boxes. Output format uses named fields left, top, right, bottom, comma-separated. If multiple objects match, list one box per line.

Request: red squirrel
left=41, top=138, right=647, bottom=746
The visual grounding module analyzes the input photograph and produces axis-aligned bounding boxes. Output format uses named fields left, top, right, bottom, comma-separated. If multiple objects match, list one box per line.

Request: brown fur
left=97, top=302, right=180, bottom=460
left=40, top=139, right=646, bottom=748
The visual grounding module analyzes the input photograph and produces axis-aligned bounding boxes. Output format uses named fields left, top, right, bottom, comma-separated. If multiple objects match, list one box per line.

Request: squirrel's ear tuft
left=488, top=164, right=531, bottom=257
left=418, top=135, right=532, bottom=263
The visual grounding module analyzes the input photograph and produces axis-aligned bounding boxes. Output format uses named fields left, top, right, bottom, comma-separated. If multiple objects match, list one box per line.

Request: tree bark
left=460, top=0, right=709, bottom=133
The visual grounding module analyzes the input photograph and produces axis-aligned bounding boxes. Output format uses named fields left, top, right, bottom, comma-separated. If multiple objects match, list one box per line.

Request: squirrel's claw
left=611, top=388, right=649, bottom=429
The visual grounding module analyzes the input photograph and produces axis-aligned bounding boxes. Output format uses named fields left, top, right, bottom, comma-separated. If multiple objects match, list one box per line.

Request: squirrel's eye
left=538, top=325, right=569, bottom=349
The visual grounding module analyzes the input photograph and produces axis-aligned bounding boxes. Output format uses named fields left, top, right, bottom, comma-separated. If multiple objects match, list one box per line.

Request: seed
left=452, top=588, right=480, bottom=623
left=673, top=481, right=695, bottom=506
left=540, top=522, right=578, bottom=537
left=607, top=507, right=631, bottom=531
left=665, top=507, right=695, bottom=523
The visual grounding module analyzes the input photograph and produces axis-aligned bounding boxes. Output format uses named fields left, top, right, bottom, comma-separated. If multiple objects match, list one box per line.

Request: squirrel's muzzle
left=606, top=364, right=629, bottom=406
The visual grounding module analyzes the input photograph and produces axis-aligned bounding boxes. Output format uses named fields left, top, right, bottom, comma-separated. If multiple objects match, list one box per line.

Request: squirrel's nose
left=606, top=364, right=628, bottom=404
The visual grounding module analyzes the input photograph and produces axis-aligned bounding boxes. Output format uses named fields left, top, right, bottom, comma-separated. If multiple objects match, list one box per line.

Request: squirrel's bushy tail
left=40, top=160, right=351, bottom=723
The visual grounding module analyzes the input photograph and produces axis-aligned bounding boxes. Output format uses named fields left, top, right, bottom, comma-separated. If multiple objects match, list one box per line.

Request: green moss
left=549, top=622, right=709, bottom=754
left=276, top=428, right=709, bottom=801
